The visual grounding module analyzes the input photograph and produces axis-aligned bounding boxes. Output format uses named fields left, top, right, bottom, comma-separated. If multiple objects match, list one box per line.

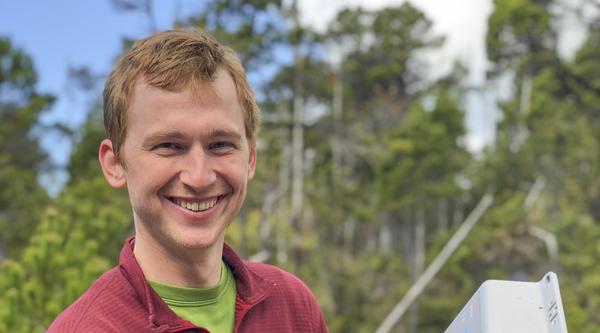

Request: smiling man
left=48, top=29, right=328, bottom=333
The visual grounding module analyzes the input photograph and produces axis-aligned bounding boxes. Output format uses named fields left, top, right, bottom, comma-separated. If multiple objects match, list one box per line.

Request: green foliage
left=375, top=85, right=467, bottom=211
left=67, top=106, right=106, bottom=183
left=469, top=2, right=600, bottom=333
left=0, top=108, right=131, bottom=331
left=0, top=173, right=131, bottom=332
left=335, top=3, right=443, bottom=104
left=180, top=0, right=285, bottom=71
left=0, top=37, right=54, bottom=258
left=486, top=0, right=554, bottom=75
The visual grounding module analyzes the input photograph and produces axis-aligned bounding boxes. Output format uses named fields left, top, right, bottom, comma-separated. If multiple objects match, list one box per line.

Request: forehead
left=133, top=66, right=239, bottom=104
left=125, top=69, right=245, bottom=135
left=131, top=69, right=241, bottom=114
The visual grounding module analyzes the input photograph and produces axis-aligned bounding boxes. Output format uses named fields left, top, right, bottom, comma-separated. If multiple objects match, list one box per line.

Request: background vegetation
left=1, top=0, right=599, bottom=332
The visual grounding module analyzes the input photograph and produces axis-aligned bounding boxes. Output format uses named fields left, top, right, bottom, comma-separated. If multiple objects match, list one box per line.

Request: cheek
left=223, top=159, right=252, bottom=186
left=126, top=161, right=176, bottom=191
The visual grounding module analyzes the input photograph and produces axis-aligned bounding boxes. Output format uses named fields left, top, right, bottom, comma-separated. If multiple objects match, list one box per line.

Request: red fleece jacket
left=48, top=237, right=328, bottom=332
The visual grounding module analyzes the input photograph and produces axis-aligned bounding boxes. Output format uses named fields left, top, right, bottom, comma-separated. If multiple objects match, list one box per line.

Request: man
left=48, top=29, right=328, bottom=332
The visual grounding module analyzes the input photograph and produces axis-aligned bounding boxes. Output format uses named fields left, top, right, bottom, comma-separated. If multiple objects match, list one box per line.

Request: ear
left=98, top=139, right=127, bottom=188
left=247, top=143, right=257, bottom=180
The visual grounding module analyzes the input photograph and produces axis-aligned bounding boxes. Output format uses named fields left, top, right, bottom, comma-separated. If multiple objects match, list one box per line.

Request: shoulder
left=244, top=261, right=328, bottom=332
left=246, top=261, right=314, bottom=297
left=47, top=267, right=143, bottom=332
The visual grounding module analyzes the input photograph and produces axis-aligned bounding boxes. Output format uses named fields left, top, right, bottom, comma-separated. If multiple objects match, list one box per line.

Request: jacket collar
left=118, top=237, right=273, bottom=331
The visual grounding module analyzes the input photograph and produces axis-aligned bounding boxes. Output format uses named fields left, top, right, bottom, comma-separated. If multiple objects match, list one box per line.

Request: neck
left=133, top=233, right=224, bottom=288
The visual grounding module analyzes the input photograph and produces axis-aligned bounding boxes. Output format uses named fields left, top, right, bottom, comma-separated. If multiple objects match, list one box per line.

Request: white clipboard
left=444, top=272, right=568, bottom=333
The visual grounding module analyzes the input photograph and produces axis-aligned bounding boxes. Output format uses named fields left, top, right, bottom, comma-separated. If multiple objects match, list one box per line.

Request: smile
left=170, top=197, right=219, bottom=212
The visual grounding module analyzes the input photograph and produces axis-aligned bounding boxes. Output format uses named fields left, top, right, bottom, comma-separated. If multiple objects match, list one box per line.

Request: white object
left=444, top=272, right=568, bottom=333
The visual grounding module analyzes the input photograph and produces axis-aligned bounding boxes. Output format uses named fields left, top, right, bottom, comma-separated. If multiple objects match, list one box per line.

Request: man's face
left=115, top=69, right=255, bottom=254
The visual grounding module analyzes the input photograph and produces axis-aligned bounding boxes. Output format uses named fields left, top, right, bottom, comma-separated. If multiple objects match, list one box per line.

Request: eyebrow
left=142, top=129, right=243, bottom=147
left=207, top=129, right=243, bottom=141
left=142, top=131, right=186, bottom=146
left=144, top=131, right=183, bottom=142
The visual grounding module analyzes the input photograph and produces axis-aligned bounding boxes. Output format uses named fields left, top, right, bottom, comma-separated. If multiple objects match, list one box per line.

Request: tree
left=459, top=1, right=600, bottom=332
left=0, top=110, right=132, bottom=332
left=0, top=37, right=54, bottom=259
left=181, top=0, right=285, bottom=72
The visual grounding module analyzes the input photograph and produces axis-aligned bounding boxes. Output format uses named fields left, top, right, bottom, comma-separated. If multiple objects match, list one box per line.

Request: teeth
left=175, top=198, right=217, bottom=212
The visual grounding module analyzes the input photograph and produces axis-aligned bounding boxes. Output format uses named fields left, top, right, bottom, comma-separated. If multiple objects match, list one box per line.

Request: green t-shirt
left=148, top=262, right=237, bottom=333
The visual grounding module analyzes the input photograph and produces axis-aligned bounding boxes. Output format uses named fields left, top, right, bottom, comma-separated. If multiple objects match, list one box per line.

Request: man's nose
left=179, top=146, right=217, bottom=190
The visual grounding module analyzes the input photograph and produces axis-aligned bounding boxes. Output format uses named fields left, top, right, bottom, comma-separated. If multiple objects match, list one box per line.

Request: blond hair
left=103, top=29, right=260, bottom=156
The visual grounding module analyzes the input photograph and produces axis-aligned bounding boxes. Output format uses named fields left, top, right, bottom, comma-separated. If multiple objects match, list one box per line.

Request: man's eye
left=154, top=142, right=182, bottom=150
left=208, top=141, right=236, bottom=151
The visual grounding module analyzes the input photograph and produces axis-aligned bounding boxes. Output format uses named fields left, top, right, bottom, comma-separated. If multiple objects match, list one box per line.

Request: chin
left=174, top=233, right=221, bottom=250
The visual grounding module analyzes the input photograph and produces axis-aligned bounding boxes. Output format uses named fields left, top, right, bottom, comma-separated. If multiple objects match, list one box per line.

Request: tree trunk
left=343, top=217, right=355, bottom=258
left=437, top=198, right=448, bottom=231
left=331, top=70, right=343, bottom=181
left=274, top=104, right=293, bottom=262
left=510, top=73, right=532, bottom=152
left=379, top=223, right=392, bottom=254
left=408, top=206, right=426, bottom=333
left=452, top=196, right=464, bottom=228
left=289, top=0, right=304, bottom=270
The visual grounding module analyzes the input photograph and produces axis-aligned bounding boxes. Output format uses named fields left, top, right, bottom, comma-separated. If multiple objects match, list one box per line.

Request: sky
left=0, top=0, right=589, bottom=194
